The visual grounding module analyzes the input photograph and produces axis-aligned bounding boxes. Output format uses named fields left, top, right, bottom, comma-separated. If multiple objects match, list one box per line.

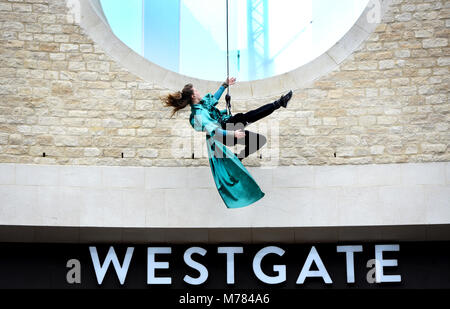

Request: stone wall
left=0, top=0, right=448, bottom=167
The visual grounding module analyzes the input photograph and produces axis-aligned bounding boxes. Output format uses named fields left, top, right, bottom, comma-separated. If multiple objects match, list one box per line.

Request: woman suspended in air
left=163, top=77, right=292, bottom=209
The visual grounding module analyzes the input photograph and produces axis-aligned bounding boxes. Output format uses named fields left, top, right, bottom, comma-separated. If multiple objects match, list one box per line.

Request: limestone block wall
left=0, top=0, right=448, bottom=167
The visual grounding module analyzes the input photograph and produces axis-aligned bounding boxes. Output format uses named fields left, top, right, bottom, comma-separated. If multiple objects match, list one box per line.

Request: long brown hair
left=163, top=83, right=194, bottom=118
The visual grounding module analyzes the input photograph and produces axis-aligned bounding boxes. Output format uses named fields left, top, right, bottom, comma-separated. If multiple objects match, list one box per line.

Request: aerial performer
left=162, top=0, right=292, bottom=208
left=163, top=78, right=293, bottom=208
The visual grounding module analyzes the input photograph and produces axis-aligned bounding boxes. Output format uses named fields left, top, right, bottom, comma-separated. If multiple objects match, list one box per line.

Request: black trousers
left=214, top=101, right=279, bottom=160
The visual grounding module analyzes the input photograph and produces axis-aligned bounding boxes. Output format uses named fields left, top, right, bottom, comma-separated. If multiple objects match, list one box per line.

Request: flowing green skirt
left=206, top=135, right=265, bottom=208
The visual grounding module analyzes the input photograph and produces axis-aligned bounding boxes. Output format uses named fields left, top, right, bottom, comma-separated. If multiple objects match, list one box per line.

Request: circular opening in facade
left=100, top=0, right=369, bottom=82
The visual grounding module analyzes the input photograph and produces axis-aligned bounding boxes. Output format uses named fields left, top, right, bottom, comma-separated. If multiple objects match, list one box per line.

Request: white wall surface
left=0, top=162, right=449, bottom=243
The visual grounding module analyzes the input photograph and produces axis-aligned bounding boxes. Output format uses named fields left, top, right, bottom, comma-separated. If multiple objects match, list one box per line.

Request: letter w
left=89, top=246, right=134, bottom=285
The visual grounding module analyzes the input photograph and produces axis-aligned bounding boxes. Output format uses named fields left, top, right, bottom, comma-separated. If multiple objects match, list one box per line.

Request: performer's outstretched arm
left=213, top=83, right=227, bottom=101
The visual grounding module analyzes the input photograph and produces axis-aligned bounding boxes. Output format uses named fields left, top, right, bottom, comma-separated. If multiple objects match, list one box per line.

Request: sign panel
left=0, top=242, right=449, bottom=289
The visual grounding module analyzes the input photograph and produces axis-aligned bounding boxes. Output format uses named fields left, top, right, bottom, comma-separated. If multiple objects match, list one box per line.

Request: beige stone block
left=51, top=80, right=73, bottom=95
left=422, top=38, right=447, bottom=48
left=8, top=134, right=23, bottom=145
left=421, top=144, right=447, bottom=154
left=0, top=3, right=12, bottom=11
left=437, top=57, right=450, bottom=66
left=117, top=129, right=135, bottom=136
left=86, top=61, right=109, bottom=73
left=323, top=117, right=337, bottom=126
left=55, top=136, right=78, bottom=146
left=405, top=145, right=418, bottom=154
left=60, top=43, right=79, bottom=52
left=137, top=149, right=158, bottom=158
left=84, top=147, right=101, bottom=157
left=426, top=94, right=447, bottom=104
left=379, top=59, right=395, bottom=69
left=0, top=133, right=8, bottom=145
left=377, top=116, right=397, bottom=125
left=394, top=49, right=411, bottom=58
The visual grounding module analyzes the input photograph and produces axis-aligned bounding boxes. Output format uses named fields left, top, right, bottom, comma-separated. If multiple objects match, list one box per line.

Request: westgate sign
left=66, top=244, right=401, bottom=286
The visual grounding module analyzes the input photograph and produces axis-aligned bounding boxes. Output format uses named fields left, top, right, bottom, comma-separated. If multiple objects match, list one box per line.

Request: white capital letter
left=89, top=246, right=134, bottom=285
left=253, top=246, right=286, bottom=284
left=337, top=245, right=363, bottom=283
left=297, top=246, right=332, bottom=284
left=218, top=247, right=243, bottom=284
left=147, top=247, right=172, bottom=285
left=183, top=247, right=208, bottom=285
left=375, top=244, right=401, bottom=283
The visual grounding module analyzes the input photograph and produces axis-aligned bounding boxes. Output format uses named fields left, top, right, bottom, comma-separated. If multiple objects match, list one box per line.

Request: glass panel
left=100, top=0, right=369, bottom=82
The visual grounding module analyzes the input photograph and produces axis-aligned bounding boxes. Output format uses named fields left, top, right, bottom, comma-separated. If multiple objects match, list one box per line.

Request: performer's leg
left=236, top=130, right=267, bottom=160
left=224, top=90, right=293, bottom=127
left=217, top=129, right=267, bottom=161
left=241, top=101, right=280, bottom=124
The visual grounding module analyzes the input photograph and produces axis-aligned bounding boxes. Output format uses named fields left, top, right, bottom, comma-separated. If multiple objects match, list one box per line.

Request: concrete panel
left=0, top=162, right=448, bottom=243
left=247, top=167, right=273, bottom=189
left=424, top=186, right=450, bottom=224
left=355, top=163, right=402, bottom=186
left=187, top=167, right=215, bottom=189
left=378, top=186, right=427, bottom=225
left=121, top=189, right=148, bottom=227
left=273, top=166, right=313, bottom=188
left=401, top=162, right=446, bottom=185
left=102, top=166, right=145, bottom=189
left=315, top=165, right=357, bottom=187
left=78, top=188, right=123, bottom=227
left=446, top=162, right=450, bottom=184
left=36, top=186, right=81, bottom=226
left=337, top=186, right=381, bottom=226
left=145, top=167, right=189, bottom=189
left=60, top=165, right=102, bottom=188
left=143, top=189, right=167, bottom=227
left=0, top=185, right=38, bottom=225
left=164, top=188, right=221, bottom=227
left=16, top=164, right=59, bottom=186
left=0, top=163, right=15, bottom=185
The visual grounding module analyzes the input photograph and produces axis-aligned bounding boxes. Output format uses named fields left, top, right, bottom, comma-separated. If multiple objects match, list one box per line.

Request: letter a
left=297, top=246, right=332, bottom=284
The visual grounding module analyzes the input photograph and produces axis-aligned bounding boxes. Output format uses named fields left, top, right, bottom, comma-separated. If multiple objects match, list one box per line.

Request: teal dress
left=189, top=86, right=265, bottom=208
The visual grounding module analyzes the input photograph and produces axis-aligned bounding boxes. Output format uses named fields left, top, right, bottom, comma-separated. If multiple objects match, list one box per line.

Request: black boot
left=279, top=90, right=293, bottom=108
left=272, top=90, right=292, bottom=109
